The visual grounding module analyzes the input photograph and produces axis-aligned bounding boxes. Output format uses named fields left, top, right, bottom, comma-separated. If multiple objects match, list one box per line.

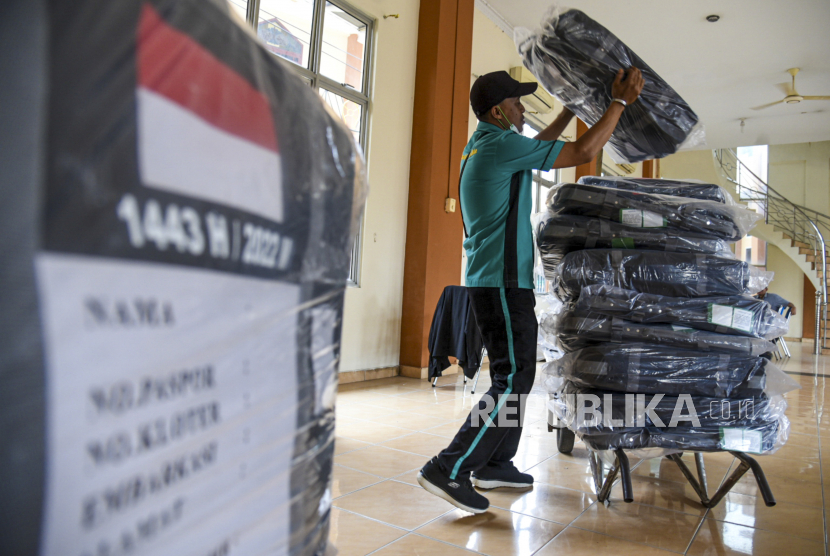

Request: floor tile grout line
left=363, top=530, right=488, bottom=556
left=681, top=453, right=830, bottom=553
left=335, top=411, right=457, bottom=429
left=334, top=430, right=416, bottom=445
left=330, top=462, right=392, bottom=482
left=564, top=525, right=689, bottom=555
left=529, top=497, right=690, bottom=555
left=527, top=453, right=649, bottom=556
left=683, top=511, right=708, bottom=555
left=329, top=505, right=413, bottom=533
left=336, top=440, right=442, bottom=461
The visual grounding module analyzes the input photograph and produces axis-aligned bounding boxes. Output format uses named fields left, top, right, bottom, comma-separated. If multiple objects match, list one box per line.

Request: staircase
left=713, top=148, right=830, bottom=354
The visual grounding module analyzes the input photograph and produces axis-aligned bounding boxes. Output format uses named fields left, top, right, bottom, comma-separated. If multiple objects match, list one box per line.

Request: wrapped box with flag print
left=0, top=0, right=367, bottom=555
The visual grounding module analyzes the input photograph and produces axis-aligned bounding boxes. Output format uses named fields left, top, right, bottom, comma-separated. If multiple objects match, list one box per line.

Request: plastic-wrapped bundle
left=578, top=176, right=731, bottom=204
left=574, top=285, right=789, bottom=340
left=536, top=294, right=565, bottom=361
left=552, top=311, right=775, bottom=355
left=515, top=8, right=703, bottom=163
left=546, top=183, right=759, bottom=241
left=576, top=422, right=782, bottom=453
left=550, top=343, right=780, bottom=397
left=535, top=213, right=732, bottom=271
left=551, top=382, right=789, bottom=453
left=0, top=0, right=366, bottom=554
left=556, top=250, right=772, bottom=300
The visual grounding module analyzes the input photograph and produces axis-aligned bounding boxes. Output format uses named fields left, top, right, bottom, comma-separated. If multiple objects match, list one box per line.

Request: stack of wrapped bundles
left=0, top=0, right=366, bottom=554
left=515, top=9, right=704, bottom=163
left=537, top=177, right=797, bottom=455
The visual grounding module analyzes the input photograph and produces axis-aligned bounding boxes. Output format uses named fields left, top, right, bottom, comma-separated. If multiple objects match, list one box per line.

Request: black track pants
left=436, top=287, right=538, bottom=480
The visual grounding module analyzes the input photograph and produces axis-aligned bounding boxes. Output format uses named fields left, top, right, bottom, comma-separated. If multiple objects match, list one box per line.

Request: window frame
left=243, top=0, right=373, bottom=286
left=520, top=123, right=560, bottom=214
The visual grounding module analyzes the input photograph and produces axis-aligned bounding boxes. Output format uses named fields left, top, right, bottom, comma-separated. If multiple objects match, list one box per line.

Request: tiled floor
left=330, top=342, right=829, bottom=555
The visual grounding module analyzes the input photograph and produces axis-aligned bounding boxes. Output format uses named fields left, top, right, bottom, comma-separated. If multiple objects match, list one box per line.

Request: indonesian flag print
left=136, top=3, right=284, bottom=223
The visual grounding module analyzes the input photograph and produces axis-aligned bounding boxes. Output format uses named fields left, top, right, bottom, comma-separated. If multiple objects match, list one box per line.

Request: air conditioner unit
left=509, top=66, right=556, bottom=114
left=602, top=162, right=636, bottom=176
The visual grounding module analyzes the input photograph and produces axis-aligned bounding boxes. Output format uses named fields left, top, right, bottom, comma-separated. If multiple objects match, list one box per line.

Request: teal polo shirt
left=460, top=121, right=564, bottom=289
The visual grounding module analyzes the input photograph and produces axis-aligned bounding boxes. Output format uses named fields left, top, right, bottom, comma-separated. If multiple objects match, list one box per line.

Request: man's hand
left=611, top=67, right=644, bottom=105
left=788, top=302, right=797, bottom=316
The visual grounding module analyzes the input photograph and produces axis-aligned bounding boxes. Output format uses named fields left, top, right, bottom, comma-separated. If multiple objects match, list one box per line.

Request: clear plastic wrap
left=535, top=294, right=565, bottom=361
left=578, top=176, right=734, bottom=204
left=546, top=183, right=760, bottom=241
left=514, top=7, right=704, bottom=164
left=0, top=0, right=367, bottom=554
left=549, top=381, right=790, bottom=454
left=555, top=250, right=773, bottom=300
left=535, top=212, right=733, bottom=272
left=573, top=285, right=789, bottom=340
left=551, top=311, right=776, bottom=355
left=550, top=343, right=782, bottom=398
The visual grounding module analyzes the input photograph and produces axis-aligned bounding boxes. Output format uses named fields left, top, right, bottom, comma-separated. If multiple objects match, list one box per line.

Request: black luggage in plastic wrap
left=573, top=285, right=789, bottom=340
left=575, top=423, right=781, bottom=453
left=535, top=212, right=732, bottom=271
left=547, top=183, right=759, bottom=241
left=550, top=382, right=787, bottom=453
left=550, top=311, right=775, bottom=355
left=515, top=8, right=703, bottom=163
left=578, top=176, right=730, bottom=204
left=556, top=249, right=772, bottom=300
left=0, top=1, right=366, bottom=554
left=550, top=343, right=780, bottom=398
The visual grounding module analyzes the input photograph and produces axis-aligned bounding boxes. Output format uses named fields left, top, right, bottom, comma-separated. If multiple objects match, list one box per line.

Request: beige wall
left=766, top=244, right=804, bottom=337
left=339, top=0, right=420, bottom=372
left=769, top=141, right=830, bottom=215
left=659, top=149, right=732, bottom=194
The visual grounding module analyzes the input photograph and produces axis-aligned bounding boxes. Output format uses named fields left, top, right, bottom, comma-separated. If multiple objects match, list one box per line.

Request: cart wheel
left=557, top=428, right=575, bottom=454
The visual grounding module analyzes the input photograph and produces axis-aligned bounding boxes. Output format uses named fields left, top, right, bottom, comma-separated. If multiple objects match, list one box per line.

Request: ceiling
left=476, top=0, right=830, bottom=149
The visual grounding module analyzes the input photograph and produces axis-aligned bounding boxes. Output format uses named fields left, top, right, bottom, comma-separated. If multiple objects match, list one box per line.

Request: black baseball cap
left=470, top=71, right=538, bottom=117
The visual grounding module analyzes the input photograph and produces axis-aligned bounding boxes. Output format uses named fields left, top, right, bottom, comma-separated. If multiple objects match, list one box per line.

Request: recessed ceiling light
left=706, top=14, right=720, bottom=22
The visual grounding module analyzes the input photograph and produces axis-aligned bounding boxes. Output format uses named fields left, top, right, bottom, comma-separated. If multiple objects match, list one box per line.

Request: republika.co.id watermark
left=470, top=393, right=758, bottom=428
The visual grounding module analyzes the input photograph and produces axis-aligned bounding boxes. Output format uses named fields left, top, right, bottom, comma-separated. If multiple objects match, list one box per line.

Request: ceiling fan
left=751, top=68, right=830, bottom=110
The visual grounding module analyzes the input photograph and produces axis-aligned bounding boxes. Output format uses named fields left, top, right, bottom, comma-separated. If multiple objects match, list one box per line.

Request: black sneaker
left=471, top=463, right=534, bottom=489
left=417, top=458, right=489, bottom=514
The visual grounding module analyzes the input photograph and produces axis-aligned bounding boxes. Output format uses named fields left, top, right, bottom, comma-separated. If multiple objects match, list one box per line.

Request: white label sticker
left=720, top=427, right=764, bottom=454
left=620, top=209, right=643, bottom=227
left=731, top=308, right=754, bottom=333
left=709, top=304, right=734, bottom=327
left=641, top=210, right=666, bottom=228
left=36, top=254, right=300, bottom=556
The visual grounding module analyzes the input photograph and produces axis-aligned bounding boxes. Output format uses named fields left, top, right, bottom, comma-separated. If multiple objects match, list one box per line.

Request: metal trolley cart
left=545, top=394, right=777, bottom=508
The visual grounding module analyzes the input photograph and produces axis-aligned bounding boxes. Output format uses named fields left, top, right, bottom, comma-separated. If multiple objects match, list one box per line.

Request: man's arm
left=552, top=68, right=644, bottom=169
left=535, top=107, right=574, bottom=142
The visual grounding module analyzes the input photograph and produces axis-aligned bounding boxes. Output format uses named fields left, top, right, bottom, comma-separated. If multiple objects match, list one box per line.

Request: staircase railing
left=713, top=148, right=829, bottom=353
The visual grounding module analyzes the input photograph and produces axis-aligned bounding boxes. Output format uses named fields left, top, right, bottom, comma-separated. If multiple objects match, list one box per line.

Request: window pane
left=320, top=88, right=363, bottom=144
left=227, top=0, right=249, bottom=22
left=257, top=0, right=314, bottom=68
left=320, top=2, right=367, bottom=91
left=538, top=167, right=557, bottom=184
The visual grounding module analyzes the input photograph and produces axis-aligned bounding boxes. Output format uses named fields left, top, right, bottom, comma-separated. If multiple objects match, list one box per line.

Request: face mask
left=497, top=106, right=518, bottom=134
